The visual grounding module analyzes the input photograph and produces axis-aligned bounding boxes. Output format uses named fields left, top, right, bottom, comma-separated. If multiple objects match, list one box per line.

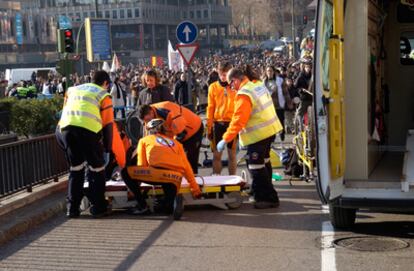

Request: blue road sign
left=176, top=21, right=198, bottom=44
left=15, top=13, right=23, bottom=45
left=58, top=16, right=72, bottom=29
left=86, top=19, right=112, bottom=62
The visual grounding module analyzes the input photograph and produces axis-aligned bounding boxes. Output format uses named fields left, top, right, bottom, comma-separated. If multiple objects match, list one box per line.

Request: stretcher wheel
left=241, top=169, right=251, bottom=186
left=226, top=191, right=243, bottom=209
left=173, top=194, right=184, bottom=220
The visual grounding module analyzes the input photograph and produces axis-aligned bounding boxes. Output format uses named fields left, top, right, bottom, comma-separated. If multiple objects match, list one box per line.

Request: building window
left=83, top=12, right=88, bottom=19
left=190, top=11, right=194, bottom=19
left=135, top=8, right=139, bottom=17
left=76, top=12, right=81, bottom=22
left=112, top=10, right=117, bottom=19
left=197, top=10, right=201, bottom=18
left=204, top=10, right=208, bottom=18
left=105, top=10, right=110, bottom=18
left=127, top=9, right=132, bottom=18
left=90, top=11, right=96, bottom=18
left=183, top=11, right=187, bottom=19
left=120, top=9, right=125, bottom=19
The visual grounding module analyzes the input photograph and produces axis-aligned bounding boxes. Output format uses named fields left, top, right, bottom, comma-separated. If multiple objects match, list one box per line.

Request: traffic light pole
left=76, top=22, right=85, bottom=75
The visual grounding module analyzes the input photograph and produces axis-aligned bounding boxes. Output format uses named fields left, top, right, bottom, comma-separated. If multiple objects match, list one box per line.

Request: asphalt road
left=1, top=173, right=413, bottom=271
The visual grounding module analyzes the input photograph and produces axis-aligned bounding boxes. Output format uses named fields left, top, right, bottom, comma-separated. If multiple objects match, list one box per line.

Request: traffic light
left=303, top=15, right=308, bottom=25
left=57, top=29, right=75, bottom=53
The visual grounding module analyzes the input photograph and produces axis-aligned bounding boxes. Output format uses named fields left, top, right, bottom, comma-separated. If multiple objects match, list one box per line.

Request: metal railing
left=0, top=134, right=68, bottom=198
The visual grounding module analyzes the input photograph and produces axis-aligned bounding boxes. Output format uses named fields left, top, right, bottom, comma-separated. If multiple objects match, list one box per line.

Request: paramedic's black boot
left=66, top=208, right=80, bottom=218
left=173, top=194, right=184, bottom=220
left=128, top=203, right=151, bottom=215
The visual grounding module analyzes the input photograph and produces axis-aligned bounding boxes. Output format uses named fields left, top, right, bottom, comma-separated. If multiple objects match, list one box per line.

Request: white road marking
left=321, top=205, right=337, bottom=271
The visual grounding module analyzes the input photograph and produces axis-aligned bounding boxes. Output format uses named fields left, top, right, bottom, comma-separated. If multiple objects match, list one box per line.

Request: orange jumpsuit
left=150, top=101, right=202, bottom=141
left=206, top=81, right=236, bottom=134
left=137, top=133, right=201, bottom=195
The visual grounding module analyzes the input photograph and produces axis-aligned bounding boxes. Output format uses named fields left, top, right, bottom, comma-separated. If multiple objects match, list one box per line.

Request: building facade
left=0, top=0, right=232, bottom=67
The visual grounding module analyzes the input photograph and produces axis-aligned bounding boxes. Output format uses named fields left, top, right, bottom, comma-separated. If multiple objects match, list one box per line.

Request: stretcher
left=82, top=170, right=248, bottom=220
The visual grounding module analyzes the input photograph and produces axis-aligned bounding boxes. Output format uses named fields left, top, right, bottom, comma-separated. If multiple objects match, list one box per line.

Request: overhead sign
left=85, top=18, right=112, bottom=62
left=15, top=13, right=23, bottom=45
left=176, top=21, right=198, bottom=44
left=176, top=43, right=199, bottom=66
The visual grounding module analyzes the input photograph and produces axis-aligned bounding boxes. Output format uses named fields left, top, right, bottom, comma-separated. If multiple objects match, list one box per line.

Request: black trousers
left=182, top=125, right=204, bottom=174
left=56, top=126, right=108, bottom=214
left=247, top=135, right=279, bottom=203
left=276, top=109, right=285, bottom=141
left=123, top=170, right=177, bottom=213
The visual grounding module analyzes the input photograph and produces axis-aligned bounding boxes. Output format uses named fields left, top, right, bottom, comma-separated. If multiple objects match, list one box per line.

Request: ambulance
left=313, top=0, right=414, bottom=228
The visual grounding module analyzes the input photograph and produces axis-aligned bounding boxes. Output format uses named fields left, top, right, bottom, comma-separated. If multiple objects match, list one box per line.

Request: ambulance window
left=400, top=33, right=414, bottom=65
left=320, top=1, right=333, bottom=91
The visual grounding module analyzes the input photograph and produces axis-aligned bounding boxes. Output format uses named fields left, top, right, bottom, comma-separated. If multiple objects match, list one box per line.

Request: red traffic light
left=64, top=30, right=72, bottom=37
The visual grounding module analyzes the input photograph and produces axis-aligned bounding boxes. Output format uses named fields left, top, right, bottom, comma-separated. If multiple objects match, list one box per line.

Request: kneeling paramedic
left=57, top=70, right=115, bottom=218
left=123, top=119, right=202, bottom=215
left=218, top=67, right=283, bottom=209
left=138, top=101, right=203, bottom=174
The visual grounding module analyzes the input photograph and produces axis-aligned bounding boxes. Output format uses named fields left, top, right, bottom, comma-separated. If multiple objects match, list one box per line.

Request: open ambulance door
left=313, top=0, right=346, bottom=205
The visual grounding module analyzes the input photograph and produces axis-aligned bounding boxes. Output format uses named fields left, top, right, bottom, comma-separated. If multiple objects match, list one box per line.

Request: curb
left=0, top=177, right=68, bottom=246
left=0, top=176, right=67, bottom=217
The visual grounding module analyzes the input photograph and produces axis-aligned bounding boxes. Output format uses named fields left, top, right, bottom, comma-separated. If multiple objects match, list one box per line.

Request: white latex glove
left=216, top=139, right=226, bottom=152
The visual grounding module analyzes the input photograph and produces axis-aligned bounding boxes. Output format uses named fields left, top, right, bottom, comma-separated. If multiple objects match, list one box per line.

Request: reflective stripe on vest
left=17, top=87, right=28, bottom=97
left=237, top=81, right=283, bottom=146
left=59, top=83, right=109, bottom=133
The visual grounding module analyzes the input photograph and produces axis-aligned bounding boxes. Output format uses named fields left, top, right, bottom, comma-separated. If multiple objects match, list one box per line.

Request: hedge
left=0, top=97, right=64, bottom=138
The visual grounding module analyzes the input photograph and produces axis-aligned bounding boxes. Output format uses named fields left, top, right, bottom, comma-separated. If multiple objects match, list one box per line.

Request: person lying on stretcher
left=122, top=118, right=202, bottom=215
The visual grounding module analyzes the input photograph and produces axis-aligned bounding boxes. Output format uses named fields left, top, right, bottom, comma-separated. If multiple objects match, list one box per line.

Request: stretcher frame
left=82, top=171, right=249, bottom=218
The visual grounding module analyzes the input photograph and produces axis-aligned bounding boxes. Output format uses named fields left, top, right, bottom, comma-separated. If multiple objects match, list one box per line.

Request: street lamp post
left=291, top=0, right=296, bottom=58
left=248, top=5, right=253, bottom=41
left=95, top=0, right=99, bottom=18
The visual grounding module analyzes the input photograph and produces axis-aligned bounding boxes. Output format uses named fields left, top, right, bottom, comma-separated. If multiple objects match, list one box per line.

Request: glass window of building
left=127, top=9, right=132, bottom=18
left=83, top=12, right=88, bottom=19
left=135, top=8, right=139, bottom=17
left=197, top=10, right=201, bottom=18
left=204, top=10, right=208, bottom=18
left=190, top=11, right=194, bottom=18
left=113, top=10, right=117, bottom=19
left=120, top=9, right=125, bottom=19
left=183, top=11, right=187, bottom=19
left=90, top=11, right=96, bottom=18
left=105, top=10, right=110, bottom=18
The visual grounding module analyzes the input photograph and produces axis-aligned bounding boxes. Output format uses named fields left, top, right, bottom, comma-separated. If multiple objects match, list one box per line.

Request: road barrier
left=0, top=134, right=68, bottom=198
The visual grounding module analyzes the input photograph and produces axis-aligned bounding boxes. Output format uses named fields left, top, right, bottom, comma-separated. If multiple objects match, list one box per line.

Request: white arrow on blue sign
left=176, top=21, right=198, bottom=44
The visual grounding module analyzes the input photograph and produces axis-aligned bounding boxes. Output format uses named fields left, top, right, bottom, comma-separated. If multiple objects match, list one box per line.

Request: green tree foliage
left=0, top=97, right=64, bottom=138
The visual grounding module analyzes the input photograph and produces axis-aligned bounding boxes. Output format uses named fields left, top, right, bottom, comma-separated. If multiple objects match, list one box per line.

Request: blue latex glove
left=216, top=139, right=226, bottom=152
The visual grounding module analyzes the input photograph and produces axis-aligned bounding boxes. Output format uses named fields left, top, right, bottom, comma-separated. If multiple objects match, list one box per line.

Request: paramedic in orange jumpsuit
left=138, top=101, right=203, bottom=173
left=123, top=119, right=202, bottom=215
left=206, top=61, right=237, bottom=175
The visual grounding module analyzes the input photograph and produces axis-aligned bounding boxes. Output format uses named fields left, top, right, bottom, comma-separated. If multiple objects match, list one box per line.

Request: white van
left=5, top=67, right=56, bottom=86
left=313, top=0, right=414, bottom=228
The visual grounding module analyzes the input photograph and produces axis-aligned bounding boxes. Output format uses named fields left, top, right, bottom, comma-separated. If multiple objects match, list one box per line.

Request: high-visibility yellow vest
left=237, top=81, right=283, bottom=146
left=16, top=87, right=29, bottom=98
left=59, top=83, right=109, bottom=133
left=28, top=86, right=37, bottom=94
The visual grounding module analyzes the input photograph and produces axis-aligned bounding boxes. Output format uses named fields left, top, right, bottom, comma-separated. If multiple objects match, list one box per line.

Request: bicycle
left=288, top=88, right=316, bottom=182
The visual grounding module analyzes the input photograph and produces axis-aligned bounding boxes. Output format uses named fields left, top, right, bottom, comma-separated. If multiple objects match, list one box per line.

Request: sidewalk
left=0, top=177, right=67, bottom=246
